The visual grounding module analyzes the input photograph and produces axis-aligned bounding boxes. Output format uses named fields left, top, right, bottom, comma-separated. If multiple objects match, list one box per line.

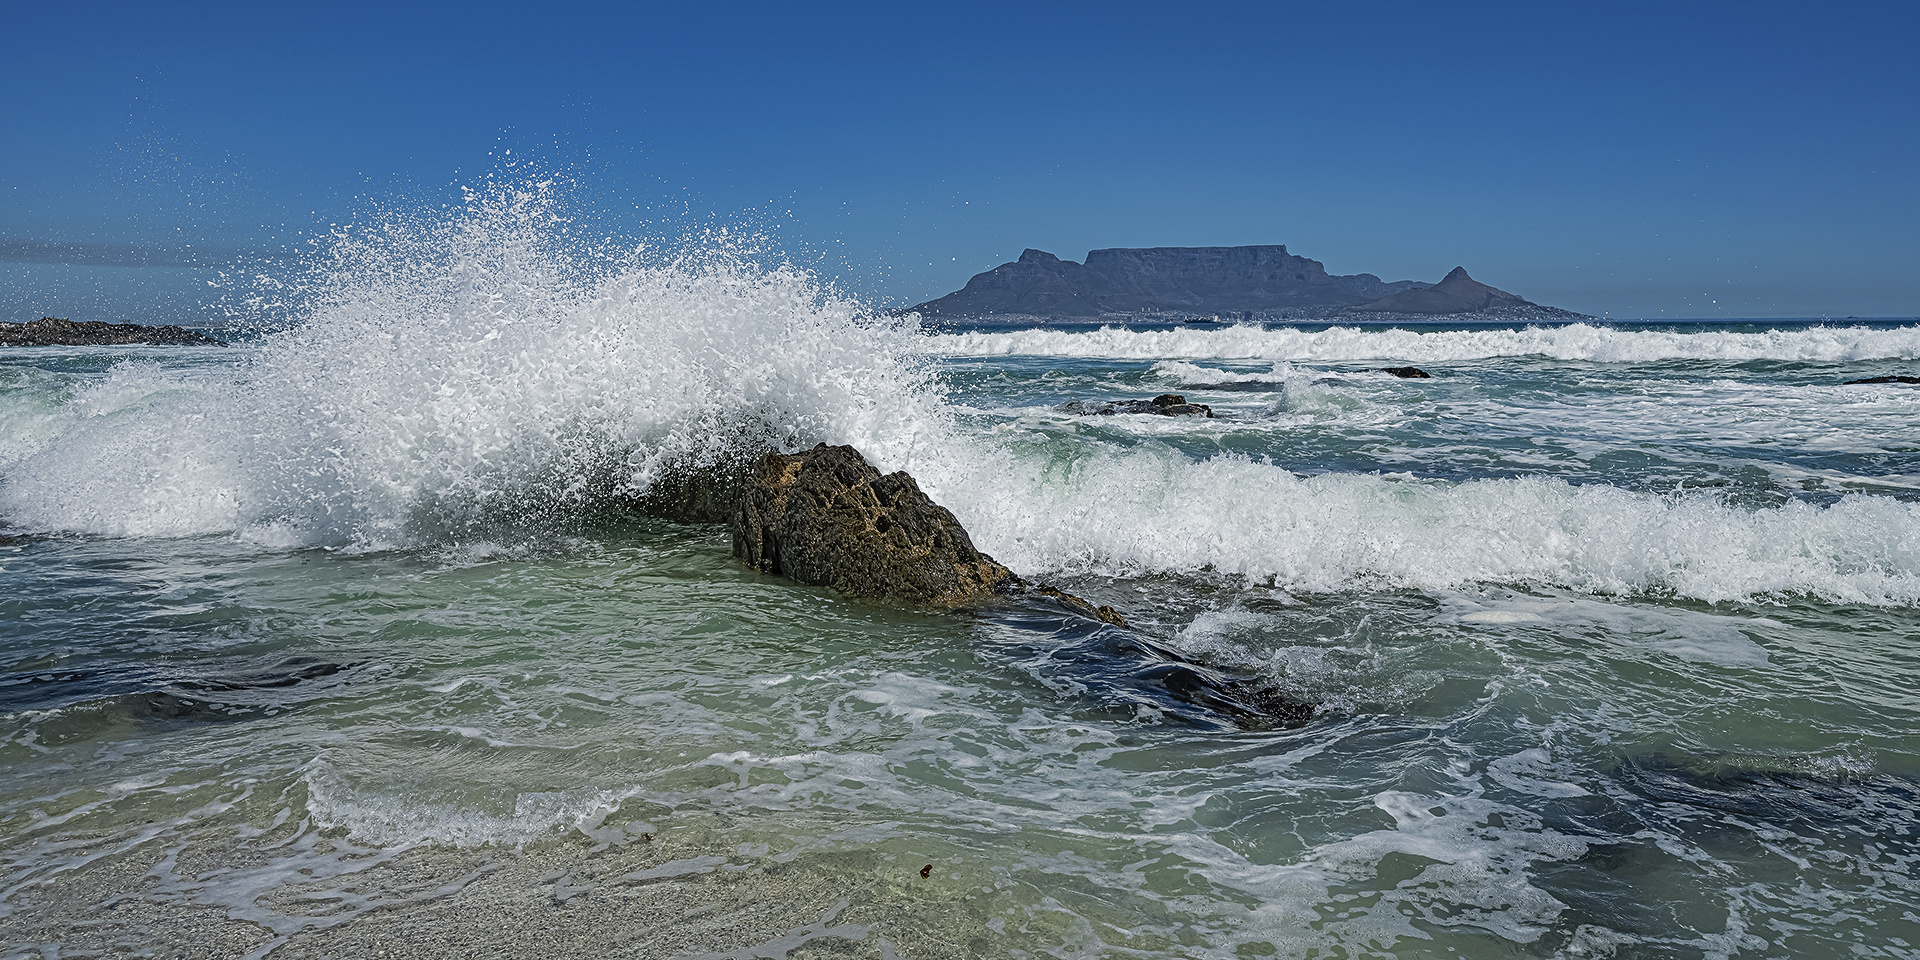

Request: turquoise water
left=3, top=198, right=1919, bottom=957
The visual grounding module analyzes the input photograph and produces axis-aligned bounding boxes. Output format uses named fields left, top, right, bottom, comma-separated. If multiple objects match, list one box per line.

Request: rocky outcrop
left=909, top=246, right=1427, bottom=319
left=733, top=444, right=1026, bottom=607
left=1062, top=393, right=1215, bottom=417
left=0, top=317, right=225, bottom=347
left=1843, top=375, right=1920, bottom=385
left=731, top=444, right=1129, bottom=623
left=1378, top=366, right=1431, bottom=378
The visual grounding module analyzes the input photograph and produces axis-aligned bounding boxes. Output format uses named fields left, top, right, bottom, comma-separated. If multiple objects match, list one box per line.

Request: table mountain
left=907, top=246, right=1585, bottom=321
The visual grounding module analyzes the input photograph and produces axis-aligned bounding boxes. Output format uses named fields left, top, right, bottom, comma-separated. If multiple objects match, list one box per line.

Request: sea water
left=3, top=189, right=1918, bottom=958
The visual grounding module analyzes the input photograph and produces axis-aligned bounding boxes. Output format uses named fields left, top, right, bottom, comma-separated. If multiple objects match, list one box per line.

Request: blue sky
left=3, top=0, right=1915, bottom=320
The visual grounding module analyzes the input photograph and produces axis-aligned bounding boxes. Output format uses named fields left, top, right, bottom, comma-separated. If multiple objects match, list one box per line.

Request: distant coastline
left=906, top=245, right=1589, bottom=322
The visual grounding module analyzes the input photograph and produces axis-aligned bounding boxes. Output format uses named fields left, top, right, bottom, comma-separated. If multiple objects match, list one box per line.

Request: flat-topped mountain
left=908, top=246, right=1585, bottom=321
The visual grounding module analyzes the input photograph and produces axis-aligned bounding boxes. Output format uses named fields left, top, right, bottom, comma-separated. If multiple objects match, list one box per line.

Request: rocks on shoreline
left=1062, top=393, right=1215, bottom=418
left=0, top=317, right=226, bottom=347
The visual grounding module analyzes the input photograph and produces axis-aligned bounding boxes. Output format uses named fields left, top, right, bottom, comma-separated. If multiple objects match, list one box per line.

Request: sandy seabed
left=0, top=817, right=1039, bottom=960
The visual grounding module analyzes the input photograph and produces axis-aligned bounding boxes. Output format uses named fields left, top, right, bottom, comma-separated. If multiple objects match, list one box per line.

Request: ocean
left=3, top=194, right=1918, bottom=958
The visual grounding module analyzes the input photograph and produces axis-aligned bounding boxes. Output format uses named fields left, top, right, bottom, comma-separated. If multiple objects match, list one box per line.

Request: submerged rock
left=1378, top=366, right=1431, bottom=378
left=0, top=317, right=225, bottom=347
left=1843, top=375, right=1920, bottom=385
left=1063, top=393, right=1215, bottom=418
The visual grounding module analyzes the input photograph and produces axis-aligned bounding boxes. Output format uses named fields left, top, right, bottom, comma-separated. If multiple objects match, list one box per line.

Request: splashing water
left=0, top=182, right=950, bottom=546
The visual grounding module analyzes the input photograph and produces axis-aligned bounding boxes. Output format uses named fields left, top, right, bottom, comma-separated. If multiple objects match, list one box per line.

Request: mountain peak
left=1347, top=266, right=1532, bottom=315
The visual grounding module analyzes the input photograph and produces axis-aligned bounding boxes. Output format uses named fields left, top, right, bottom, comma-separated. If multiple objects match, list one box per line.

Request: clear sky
left=3, top=0, right=1916, bottom=321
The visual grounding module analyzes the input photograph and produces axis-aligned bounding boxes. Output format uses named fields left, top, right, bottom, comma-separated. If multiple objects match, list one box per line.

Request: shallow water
left=3, top=194, right=1919, bottom=958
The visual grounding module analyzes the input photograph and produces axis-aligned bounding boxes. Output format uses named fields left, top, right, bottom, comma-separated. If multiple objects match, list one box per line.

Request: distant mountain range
left=906, top=245, right=1587, bottom=321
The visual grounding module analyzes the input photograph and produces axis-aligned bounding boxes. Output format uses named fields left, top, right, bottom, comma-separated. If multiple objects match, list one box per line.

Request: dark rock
left=1025, top=584, right=1130, bottom=629
left=984, top=599, right=1312, bottom=729
left=1843, top=375, right=1920, bottom=385
left=731, top=444, right=1127, bottom=622
left=1063, top=393, right=1215, bottom=418
left=1377, top=366, right=1431, bottom=378
left=625, top=457, right=759, bottom=524
left=0, top=317, right=225, bottom=347
left=732, top=444, right=1023, bottom=608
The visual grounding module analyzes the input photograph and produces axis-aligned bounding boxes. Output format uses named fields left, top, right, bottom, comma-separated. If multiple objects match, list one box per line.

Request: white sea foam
left=1149, top=359, right=1299, bottom=383
left=922, top=446, right=1920, bottom=605
left=930, top=323, right=1920, bottom=363
left=303, top=759, right=642, bottom=848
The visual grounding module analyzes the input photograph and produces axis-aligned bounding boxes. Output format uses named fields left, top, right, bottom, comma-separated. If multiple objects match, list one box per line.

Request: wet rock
left=1377, top=366, right=1431, bottom=378
left=1063, top=393, right=1215, bottom=418
left=626, top=459, right=756, bottom=524
left=1843, top=375, right=1920, bottom=385
left=1025, top=584, right=1130, bottom=629
left=731, top=444, right=1130, bottom=622
left=0, top=317, right=225, bottom=347
left=732, top=444, right=1021, bottom=608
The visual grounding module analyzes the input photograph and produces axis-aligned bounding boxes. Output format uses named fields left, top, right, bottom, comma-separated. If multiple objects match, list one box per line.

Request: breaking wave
left=928, top=322, right=1920, bottom=363
left=0, top=181, right=949, bottom=544
left=925, top=447, right=1920, bottom=606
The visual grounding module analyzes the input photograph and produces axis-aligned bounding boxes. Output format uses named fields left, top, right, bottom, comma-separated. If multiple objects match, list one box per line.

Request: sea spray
left=0, top=182, right=952, bottom=545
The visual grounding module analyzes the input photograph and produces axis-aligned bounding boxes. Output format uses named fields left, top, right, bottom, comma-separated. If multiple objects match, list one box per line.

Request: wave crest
left=930, top=322, right=1920, bottom=363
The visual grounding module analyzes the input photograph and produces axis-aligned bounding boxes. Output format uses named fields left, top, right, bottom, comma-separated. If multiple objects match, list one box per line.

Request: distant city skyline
left=3, top=0, right=1916, bottom=321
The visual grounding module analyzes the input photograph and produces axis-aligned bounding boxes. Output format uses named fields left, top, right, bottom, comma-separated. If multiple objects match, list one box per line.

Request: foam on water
left=0, top=182, right=949, bottom=544
left=931, top=322, right=1920, bottom=362
left=923, top=446, right=1920, bottom=605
